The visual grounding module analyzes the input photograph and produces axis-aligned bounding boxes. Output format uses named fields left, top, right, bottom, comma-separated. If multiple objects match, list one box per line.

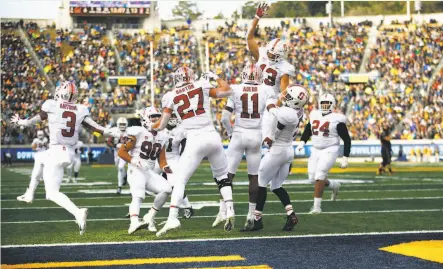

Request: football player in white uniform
left=246, top=86, right=308, bottom=232
left=11, top=81, right=119, bottom=235
left=118, top=107, right=173, bottom=234
left=219, top=63, right=277, bottom=229
left=107, top=117, right=128, bottom=194
left=247, top=3, right=295, bottom=139
left=152, top=67, right=234, bottom=237
left=66, top=140, right=84, bottom=183
left=16, top=130, right=49, bottom=203
left=297, top=93, right=351, bottom=214
left=163, top=113, right=194, bottom=218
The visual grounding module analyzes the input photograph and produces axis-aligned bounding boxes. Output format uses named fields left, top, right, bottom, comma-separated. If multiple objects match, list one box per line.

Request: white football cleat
left=212, top=213, right=227, bottom=228
left=156, top=217, right=180, bottom=237
left=128, top=220, right=148, bottom=235
left=143, top=212, right=157, bottom=232
left=16, top=189, right=33, bottom=203
left=331, top=182, right=341, bottom=201
left=76, top=208, right=88, bottom=235
left=224, top=216, right=235, bottom=232
left=309, top=207, right=322, bottom=214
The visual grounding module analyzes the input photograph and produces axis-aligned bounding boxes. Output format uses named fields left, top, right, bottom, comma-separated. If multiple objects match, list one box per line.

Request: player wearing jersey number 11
left=152, top=66, right=235, bottom=237
left=11, top=81, right=120, bottom=235
left=219, top=63, right=278, bottom=230
left=297, top=93, right=352, bottom=214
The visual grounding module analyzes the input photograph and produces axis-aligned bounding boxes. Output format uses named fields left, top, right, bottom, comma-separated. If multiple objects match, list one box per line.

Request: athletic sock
left=314, top=197, right=322, bottom=209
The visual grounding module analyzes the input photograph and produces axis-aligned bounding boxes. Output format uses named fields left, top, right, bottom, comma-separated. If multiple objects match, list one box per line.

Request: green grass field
left=1, top=161, right=443, bottom=246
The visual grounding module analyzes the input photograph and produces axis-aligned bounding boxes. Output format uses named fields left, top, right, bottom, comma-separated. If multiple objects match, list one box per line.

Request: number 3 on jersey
left=62, top=111, right=76, bottom=137
left=312, top=120, right=330, bottom=137
left=260, top=64, right=277, bottom=86
left=174, top=88, right=205, bottom=120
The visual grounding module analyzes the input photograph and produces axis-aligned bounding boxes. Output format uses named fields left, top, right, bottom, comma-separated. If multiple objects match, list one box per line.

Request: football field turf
left=1, top=161, right=443, bottom=268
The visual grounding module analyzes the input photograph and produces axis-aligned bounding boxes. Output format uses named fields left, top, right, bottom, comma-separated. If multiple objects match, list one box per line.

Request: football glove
left=340, top=156, right=348, bottom=169
left=268, top=107, right=278, bottom=117
left=10, top=114, right=28, bottom=126
left=255, top=2, right=269, bottom=19
left=202, top=71, right=219, bottom=81
left=262, top=137, right=273, bottom=148
left=296, top=141, right=305, bottom=152
left=162, top=165, right=173, bottom=174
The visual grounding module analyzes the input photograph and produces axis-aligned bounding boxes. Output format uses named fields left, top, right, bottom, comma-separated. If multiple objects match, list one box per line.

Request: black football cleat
left=240, top=218, right=263, bottom=232
left=116, top=187, right=122, bottom=195
left=183, top=207, right=194, bottom=219
left=124, top=213, right=130, bottom=218
left=282, top=212, right=298, bottom=231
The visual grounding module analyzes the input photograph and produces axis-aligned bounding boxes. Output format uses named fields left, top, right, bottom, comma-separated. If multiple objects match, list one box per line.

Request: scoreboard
left=70, top=1, right=150, bottom=16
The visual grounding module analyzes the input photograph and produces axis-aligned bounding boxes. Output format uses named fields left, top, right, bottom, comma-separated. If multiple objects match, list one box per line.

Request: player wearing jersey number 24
left=152, top=67, right=235, bottom=237
left=297, top=93, right=352, bottom=214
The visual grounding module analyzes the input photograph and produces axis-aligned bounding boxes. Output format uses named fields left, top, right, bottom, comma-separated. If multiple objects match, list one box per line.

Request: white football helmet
left=37, top=130, right=45, bottom=139
left=281, top=85, right=309, bottom=109
left=140, top=107, right=161, bottom=129
left=266, top=38, right=287, bottom=63
left=319, top=93, right=336, bottom=115
left=242, top=63, right=263, bottom=85
left=174, top=66, right=194, bottom=87
left=116, top=117, right=128, bottom=132
left=167, top=113, right=179, bottom=128
left=54, top=81, right=78, bottom=103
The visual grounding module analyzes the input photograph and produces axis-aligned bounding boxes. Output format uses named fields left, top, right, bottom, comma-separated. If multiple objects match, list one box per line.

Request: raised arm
left=202, top=72, right=231, bottom=98
left=152, top=109, right=172, bottom=131
left=247, top=3, right=268, bottom=60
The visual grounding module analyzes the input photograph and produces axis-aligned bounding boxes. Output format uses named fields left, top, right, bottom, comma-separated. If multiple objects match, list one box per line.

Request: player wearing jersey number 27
left=153, top=67, right=235, bottom=237
left=11, top=81, right=120, bottom=235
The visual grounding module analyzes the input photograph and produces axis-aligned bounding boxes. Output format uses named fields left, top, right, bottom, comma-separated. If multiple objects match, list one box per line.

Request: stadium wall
left=2, top=140, right=441, bottom=163
left=164, top=13, right=443, bottom=32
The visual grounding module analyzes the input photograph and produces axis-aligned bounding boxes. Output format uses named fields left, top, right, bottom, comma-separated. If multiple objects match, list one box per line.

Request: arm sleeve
left=82, top=116, right=105, bottom=134
left=300, top=122, right=312, bottom=143
left=221, top=109, right=233, bottom=136
left=161, top=92, right=174, bottom=109
left=337, top=122, right=351, bottom=157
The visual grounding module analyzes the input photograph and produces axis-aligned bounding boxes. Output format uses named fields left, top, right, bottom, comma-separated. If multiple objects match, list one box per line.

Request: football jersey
left=165, top=126, right=187, bottom=161
left=162, top=80, right=214, bottom=130
left=226, top=83, right=277, bottom=130
left=126, top=126, right=169, bottom=170
left=257, top=47, right=295, bottom=94
left=110, top=127, right=127, bottom=146
left=32, top=137, right=49, bottom=152
left=42, top=99, right=90, bottom=147
left=273, top=106, right=303, bottom=147
left=309, top=110, right=347, bottom=149
left=73, top=141, right=84, bottom=157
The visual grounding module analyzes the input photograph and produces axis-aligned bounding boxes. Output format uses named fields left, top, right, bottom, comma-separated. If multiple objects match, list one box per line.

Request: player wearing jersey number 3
left=297, top=93, right=352, bottom=214
left=152, top=67, right=234, bottom=237
left=11, top=81, right=120, bottom=235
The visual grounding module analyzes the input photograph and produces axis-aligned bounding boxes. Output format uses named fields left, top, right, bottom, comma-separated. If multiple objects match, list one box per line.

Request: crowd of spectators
left=349, top=20, right=443, bottom=140
left=2, top=18, right=442, bottom=145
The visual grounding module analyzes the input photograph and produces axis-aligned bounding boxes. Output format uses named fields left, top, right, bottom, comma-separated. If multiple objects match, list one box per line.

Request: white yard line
left=2, top=209, right=442, bottom=224
left=2, top=229, right=443, bottom=248
left=3, top=196, right=443, bottom=210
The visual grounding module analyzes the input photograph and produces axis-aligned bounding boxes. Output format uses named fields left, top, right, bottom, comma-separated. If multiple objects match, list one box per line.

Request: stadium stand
left=1, top=18, right=442, bottom=144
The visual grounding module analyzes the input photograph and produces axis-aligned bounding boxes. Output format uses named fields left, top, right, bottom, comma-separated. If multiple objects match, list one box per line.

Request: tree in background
left=241, top=1, right=257, bottom=19
left=214, top=11, right=224, bottom=19
left=172, top=1, right=202, bottom=20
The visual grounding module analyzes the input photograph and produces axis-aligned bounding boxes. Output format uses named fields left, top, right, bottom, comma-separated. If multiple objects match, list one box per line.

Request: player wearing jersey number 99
left=153, top=66, right=235, bottom=237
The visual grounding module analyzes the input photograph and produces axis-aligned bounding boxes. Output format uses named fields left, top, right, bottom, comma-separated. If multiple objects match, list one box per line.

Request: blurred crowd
left=2, top=18, right=443, bottom=145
